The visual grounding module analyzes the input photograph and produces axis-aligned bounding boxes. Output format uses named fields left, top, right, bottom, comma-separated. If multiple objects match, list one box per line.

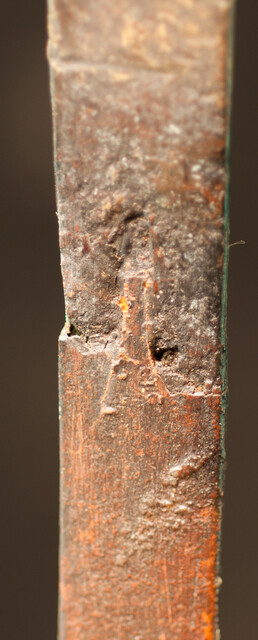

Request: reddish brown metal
left=48, top=1, right=231, bottom=637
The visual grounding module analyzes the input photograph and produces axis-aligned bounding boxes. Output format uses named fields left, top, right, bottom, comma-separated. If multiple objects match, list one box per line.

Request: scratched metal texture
left=48, top=0, right=230, bottom=637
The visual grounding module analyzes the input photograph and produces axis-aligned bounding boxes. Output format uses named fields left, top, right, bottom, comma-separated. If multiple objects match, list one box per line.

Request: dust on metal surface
left=48, top=0, right=231, bottom=637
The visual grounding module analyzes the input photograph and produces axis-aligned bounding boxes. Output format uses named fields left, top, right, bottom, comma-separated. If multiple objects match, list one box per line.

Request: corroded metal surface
left=48, top=0, right=230, bottom=637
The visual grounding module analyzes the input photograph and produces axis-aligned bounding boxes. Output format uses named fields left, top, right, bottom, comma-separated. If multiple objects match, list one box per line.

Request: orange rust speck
left=153, top=280, right=158, bottom=294
left=201, top=612, right=213, bottom=640
left=118, top=296, right=129, bottom=313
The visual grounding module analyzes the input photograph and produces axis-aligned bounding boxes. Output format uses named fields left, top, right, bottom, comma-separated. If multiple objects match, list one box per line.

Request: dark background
left=1, top=1, right=257, bottom=638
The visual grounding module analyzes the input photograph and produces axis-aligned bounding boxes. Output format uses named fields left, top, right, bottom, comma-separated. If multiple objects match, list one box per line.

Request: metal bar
left=48, top=1, right=231, bottom=637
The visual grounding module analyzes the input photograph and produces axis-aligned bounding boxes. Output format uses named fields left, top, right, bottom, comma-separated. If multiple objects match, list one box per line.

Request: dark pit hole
left=124, top=210, right=144, bottom=223
left=155, top=346, right=179, bottom=363
left=150, top=337, right=179, bottom=364
left=67, top=323, right=82, bottom=337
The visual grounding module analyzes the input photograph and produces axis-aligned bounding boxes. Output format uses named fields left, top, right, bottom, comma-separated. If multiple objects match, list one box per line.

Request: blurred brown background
left=0, top=1, right=257, bottom=638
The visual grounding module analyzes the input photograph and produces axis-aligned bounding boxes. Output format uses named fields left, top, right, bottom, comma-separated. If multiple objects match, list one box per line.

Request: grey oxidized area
left=50, top=30, right=227, bottom=390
